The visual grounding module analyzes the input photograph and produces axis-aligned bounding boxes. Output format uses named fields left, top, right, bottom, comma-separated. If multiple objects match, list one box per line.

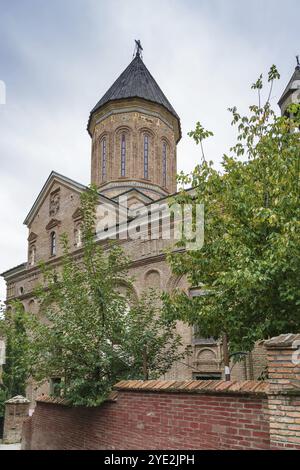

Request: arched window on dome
left=162, top=141, right=167, bottom=187
left=50, top=231, right=56, bottom=256
left=144, top=133, right=149, bottom=179
left=101, top=137, right=107, bottom=181
left=121, top=133, right=126, bottom=177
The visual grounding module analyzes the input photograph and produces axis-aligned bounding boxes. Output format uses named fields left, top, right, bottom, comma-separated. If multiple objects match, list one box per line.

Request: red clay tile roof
left=114, top=380, right=269, bottom=396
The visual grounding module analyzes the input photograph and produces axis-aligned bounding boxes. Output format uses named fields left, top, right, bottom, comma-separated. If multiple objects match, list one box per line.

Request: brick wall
left=22, top=333, right=300, bottom=451
left=22, top=381, right=269, bottom=450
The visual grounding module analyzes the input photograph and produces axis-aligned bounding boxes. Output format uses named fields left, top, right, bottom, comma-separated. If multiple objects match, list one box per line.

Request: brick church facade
left=2, top=48, right=299, bottom=403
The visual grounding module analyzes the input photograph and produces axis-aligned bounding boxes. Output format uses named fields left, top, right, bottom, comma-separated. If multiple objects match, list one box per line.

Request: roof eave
left=1, top=262, right=27, bottom=279
left=23, top=171, right=88, bottom=227
left=87, top=97, right=182, bottom=143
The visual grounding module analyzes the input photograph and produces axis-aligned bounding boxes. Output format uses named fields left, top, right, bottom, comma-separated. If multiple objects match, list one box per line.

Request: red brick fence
left=22, top=334, right=300, bottom=450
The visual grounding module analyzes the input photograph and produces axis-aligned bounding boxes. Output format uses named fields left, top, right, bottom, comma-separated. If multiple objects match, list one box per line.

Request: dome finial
left=134, top=39, right=143, bottom=59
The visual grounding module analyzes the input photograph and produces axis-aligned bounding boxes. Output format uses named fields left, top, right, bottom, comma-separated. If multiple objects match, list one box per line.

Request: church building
left=2, top=45, right=299, bottom=401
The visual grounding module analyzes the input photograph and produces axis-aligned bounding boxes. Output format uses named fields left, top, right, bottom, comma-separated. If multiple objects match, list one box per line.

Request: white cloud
left=0, top=0, right=298, bottom=299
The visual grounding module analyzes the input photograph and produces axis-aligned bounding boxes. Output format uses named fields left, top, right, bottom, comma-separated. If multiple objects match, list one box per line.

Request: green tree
left=163, top=65, right=300, bottom=356
left=122, top=289, right=186, bottom=380
left=0, top=302, right=33, bottom=416
left=30, top=187, right=183, bottom=405
left=30, top=187, right=131, bottom=406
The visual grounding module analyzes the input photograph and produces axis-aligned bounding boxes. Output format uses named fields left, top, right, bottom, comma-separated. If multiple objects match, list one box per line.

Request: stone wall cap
left=264, top=333, right=300, bottom=349
left=36, top=395, right=71, bottom=406
left=5, top=395, right=30, bottom=404
left=113, top=380, right=269, bottom=396
left=36, top=390, right=118, bottom=407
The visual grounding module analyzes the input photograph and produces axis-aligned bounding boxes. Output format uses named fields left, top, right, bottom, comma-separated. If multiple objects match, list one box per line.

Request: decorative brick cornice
left=72, top=208, right=83, bottom=221
left=45, top=218, right=61, bottom=231
left=27, top=232, right=38, bottom=242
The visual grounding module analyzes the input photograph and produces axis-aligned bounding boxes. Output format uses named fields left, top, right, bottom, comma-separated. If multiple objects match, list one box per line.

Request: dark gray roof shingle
left=89, top=53, right=180, bottom=122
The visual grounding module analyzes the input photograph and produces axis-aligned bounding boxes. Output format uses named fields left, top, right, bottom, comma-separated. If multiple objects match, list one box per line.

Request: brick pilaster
left=265, top=334, right=300, bottom=449
left=3, top=395, right=30, bottom=444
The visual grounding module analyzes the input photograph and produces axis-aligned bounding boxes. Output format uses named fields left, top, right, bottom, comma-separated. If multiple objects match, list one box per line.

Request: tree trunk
left=142, top=348, right=148, bottom=380
left=222, top=333, right=231, bottom=381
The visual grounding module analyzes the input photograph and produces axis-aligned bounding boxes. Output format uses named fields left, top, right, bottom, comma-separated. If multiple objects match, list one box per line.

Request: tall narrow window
left=162, top=142, right=167, bottom=187
left=29, top=245, right=36, bottom=266
left=144, top=134, right=149, bottom=179
left=74, top=226, right=82, bottom=247
left=121, top=134, right=126, bottom=177
left=101, top=137, right=106, bottom=181
left=50, top=231, right=56, bottom=256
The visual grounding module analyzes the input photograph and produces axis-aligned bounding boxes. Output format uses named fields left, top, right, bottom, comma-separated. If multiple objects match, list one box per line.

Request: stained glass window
left=101, top=137, right=106, bottom=180
left=162, top=142, right=167, bottom=187
left=144, top=134, right=149, bottom=179
left=121, top=134, right=126, bottom=177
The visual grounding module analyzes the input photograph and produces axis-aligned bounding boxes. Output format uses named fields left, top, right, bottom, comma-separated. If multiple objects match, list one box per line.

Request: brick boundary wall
left=22, top=381, right=270, bottom=450
left=21, top=333, right=300, bottom=450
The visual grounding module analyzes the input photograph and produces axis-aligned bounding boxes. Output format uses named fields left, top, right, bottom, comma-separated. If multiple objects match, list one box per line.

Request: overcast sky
left=0, top=0, right=299, bottom=300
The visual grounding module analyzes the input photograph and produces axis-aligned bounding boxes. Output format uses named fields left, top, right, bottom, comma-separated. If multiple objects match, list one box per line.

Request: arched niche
left=144, top=269, right=161, bottom=289
left=196, top=347, right=217, bottom=364
left=166, top=274, right=188, bottom=292
left=115, top=280, right=139, bottom=307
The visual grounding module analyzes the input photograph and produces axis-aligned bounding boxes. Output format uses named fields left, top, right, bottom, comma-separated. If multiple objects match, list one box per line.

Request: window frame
left=29, top=245, right=36, bottom=266
left=101, top=137, right=107, bottom=181
left=162, top=141, right=167, bottom=187
left=121, top=133, right=126, bottom=177
left=74, top=225, right=82, bottom=248
left=143, top=133, right=149, bottom=179
left=50, top=231, right=56, bottom=256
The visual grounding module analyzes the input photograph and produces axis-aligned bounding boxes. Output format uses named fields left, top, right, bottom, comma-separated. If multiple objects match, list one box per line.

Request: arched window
left=121, top=133, right=126, bottom=177
left=74, top=226, right=82, bottom=248
left=50, top=231, right=56, bottom=256
left=144, top=134, right=149, bottom=179
left=28, top=299, right=36, bottom=314
left=29, top=245, right=36, bottom=266
left=101, top=137, right=106, bottom=181
left=162, top=142, right=167, bottom=187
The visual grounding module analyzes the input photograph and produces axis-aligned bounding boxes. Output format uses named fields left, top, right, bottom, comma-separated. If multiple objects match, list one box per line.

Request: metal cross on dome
left=134, top=39, right=143, bottom=58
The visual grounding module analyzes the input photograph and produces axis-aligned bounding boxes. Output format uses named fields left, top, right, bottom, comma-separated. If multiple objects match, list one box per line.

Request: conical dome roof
left=88, top=52, right=180, bottom=135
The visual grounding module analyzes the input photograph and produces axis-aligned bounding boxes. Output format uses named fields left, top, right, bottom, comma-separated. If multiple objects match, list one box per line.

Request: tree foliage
left=0, top=302, right=33, bottom=416
left=163, top=65, right=300, bottom=353
left=28, top=187, right=182, bottom=405
left=122, top=289, right=185, bottom=380
left=29, top=187, right=131, bottom=405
